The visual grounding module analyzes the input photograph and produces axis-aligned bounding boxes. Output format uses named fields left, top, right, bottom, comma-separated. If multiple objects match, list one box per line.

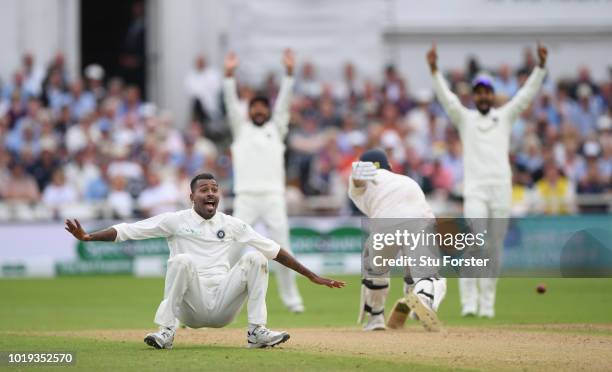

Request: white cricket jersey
left=112, top=209, right=280, bottom=278
left=223, top=76, right=294, bottom=194
left=348, top=169, right=434, bottom=218
left=432, top=67, right=546, bottom=196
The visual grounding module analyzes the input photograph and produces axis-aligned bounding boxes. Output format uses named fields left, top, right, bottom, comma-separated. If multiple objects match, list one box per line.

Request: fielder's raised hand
left=65, top=219, right=92, bottom=241
left=282, top=48, right=295, bottom=76
left=426, top=42, right=438, bottom=73
left=224, top=51, right=239, bottom=77
left=537, top=42, right=548, bottom=68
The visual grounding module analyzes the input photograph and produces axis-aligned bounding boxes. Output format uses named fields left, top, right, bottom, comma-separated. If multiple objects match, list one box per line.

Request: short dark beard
left=477, top=106, right=491, bottom=115
left=194, top=204, right=216, bottom=219
left=251, top=116, right=268, bottom=126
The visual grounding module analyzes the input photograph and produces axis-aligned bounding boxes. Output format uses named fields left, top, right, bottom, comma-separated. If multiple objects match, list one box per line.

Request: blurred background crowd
left=0, top=48, right=610, bottom=221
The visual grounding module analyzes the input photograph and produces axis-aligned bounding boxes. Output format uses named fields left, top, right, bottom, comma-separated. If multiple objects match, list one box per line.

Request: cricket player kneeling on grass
left=65, top=173, right=344, bottom=350
left=349, top=149, right=446, bottom=332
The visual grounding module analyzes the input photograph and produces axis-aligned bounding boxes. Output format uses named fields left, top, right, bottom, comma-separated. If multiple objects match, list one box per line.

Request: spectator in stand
left=22, top=53, right=45, bottom=98
left=296, top=61, right=322, bottom=98
left=107, top=175, right=134, bottom=219
left=516, top=135, right=544, bottom=175
left=0, top=163, right=40, bottom=203
left=406, top=89, right=433, bottom=156
left=333, top=62, right=361, bottom=106
left=185, top=54, right=222, bottom=125
left=30, top=149, right=59, bottom=192
left=64, top=149, right=101, bottom=198
left=108, top=146, right=143, bottom=181
left=172, top=137, right=206, bottom=176
left=41, top=67, right=68, bottom=116
left=533, top=162, right=576, bottom=215
left=577, top=140, right=609, bottom=213
left=85, top=162, right=110, bottom=202
left=318, top=97, right=342, bottom=128
left=42, top=169, right=78, bottom=217
left=117, top=85, right=143, bottom=122
left=572, top=84, right=600, bottom=137
left=2, top=71, right=26, bottom=104
left=84, top=64, right=106, bottom=102
left=494, top=64, right=519, bottom=98
left=382, top=64, right=404, bottom=103
left=510, top=165, right=533, bottom=217
left=67, top=79, right=96, bottom=121
left=137, top=170, right=180, bottom=217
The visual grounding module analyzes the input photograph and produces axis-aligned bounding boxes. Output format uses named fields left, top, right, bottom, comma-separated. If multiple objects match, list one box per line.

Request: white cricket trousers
left=460, top=184, right=510, bottom=317
left=154, top=251, right=269, bottom=328
left=231, top=192, right=303, bottom=309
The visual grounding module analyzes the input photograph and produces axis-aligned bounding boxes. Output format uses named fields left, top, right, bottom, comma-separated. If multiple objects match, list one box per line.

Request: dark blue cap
left=359, top=149, right=390, bottom=171
left=472, top=75, right=495, bottom=92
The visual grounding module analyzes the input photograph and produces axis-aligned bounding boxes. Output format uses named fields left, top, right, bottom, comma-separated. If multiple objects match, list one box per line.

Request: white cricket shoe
left=406, top=291, right=442, bottom=332
left=288, top=304, right=305, bottom=314
left=144, top=327, right=175, bottom=349
left=247, top=326, right=290, bottom=349
left=363, top=313, right=386, bottom=331
left=479, top=309, right=495, bottom=318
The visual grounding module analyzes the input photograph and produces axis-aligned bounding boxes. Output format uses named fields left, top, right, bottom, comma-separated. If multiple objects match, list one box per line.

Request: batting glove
left=352, top=161, right=378, bottom=181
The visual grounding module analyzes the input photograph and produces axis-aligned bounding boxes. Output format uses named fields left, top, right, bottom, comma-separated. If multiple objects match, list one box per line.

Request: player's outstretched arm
left=427, top=42, right=466, bottom=126
left=65, top=218, right=117, bottom=241
left=503, top=42, right=548, bottom=120
left=272, top=48, right=295, bottom=137
left=222, top=51, right=243, bottom=134
left=274, top=248, right=345, bottom=288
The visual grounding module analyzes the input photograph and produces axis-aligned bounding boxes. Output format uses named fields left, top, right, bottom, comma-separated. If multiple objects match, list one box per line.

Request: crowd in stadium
left=0, top=49, right=610, bottom=220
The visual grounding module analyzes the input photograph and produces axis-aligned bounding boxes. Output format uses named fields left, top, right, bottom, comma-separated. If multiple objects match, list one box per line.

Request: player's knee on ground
left=362, top=278, right=390, bottom=315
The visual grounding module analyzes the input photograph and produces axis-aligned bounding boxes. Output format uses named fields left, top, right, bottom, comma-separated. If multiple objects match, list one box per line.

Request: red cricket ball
left=536, top=283, right=547, bottom=294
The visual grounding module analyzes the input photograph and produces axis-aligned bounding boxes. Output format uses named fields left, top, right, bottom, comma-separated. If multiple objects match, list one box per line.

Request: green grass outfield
left=1, top=276, right=611, bottom=370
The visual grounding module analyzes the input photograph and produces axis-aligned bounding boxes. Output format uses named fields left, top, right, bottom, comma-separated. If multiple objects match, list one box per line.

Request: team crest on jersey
left=217, top=229, right=225, bottom=239
left=373, top=161, right=380, bottom=169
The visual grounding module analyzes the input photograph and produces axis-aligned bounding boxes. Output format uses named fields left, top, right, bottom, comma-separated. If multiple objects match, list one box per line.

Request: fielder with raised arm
left=223, top=49, right=305, bottom=313
left=349, top=149, right=447, bottom=332
left=65, top=173, right=344, bottom=349
left=427, top=42, right=548, bottom=318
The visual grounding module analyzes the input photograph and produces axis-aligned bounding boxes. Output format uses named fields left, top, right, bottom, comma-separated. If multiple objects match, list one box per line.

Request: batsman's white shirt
left=348, top=169, right=434, bottom=219
left=432, top=67, right=546, bottom=196
left=112, top=208, right=280, bottom=278
left=223, top=76, right=293, bottom=194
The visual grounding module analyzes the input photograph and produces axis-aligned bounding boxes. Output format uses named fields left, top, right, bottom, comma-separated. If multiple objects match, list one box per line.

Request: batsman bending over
left=65, top=173, right=344, bottom=349
left=349, top=149, right=447, bottom=332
